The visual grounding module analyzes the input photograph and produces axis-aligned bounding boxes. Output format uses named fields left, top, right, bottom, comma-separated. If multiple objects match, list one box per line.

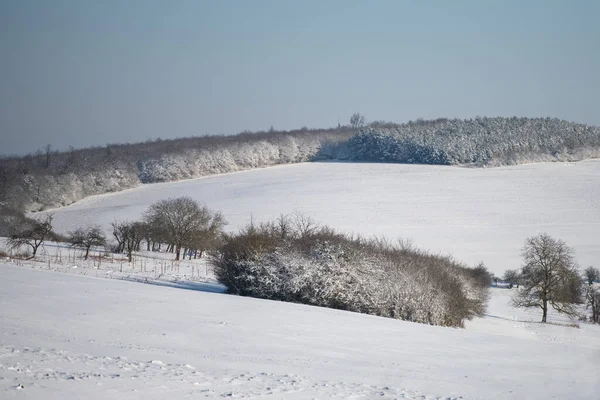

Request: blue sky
left=1, top=0, right=599, bottom=155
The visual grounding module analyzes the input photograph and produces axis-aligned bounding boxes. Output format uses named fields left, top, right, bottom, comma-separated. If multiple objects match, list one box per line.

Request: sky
left=1, top=0, right=599, bottom=155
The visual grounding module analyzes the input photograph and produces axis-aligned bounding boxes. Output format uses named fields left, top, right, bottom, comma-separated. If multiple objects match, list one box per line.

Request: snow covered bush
left=213, top=216, right=490, bottom=328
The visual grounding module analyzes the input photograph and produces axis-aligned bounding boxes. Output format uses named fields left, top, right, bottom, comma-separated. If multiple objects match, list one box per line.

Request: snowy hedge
left=213, top=217, right=490, bottom=328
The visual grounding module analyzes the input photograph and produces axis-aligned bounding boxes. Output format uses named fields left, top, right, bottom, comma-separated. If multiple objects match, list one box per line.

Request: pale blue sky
left=1, top=0, right=599, bottom=155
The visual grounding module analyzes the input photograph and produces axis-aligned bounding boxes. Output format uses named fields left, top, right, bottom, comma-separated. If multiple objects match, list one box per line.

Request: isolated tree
left=350, top=113, right=365, bottom=130
left=584, top=266, right=599, bottom=286
left=7, top=214, right=53, bottom=259
left=144, top=197, right=226, bottom=260
left=68, top=226, right=106, bottom=260
left=503, top=269, right=521, bottom=288
left=511, top=234, right=581, bottom=323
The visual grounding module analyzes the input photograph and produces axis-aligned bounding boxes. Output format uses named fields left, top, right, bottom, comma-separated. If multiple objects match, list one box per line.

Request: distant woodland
left=1, top=117, right=599, bottom=212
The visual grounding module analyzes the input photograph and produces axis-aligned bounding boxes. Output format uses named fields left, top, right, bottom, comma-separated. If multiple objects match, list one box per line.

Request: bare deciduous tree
left=291, top=211, right=317, bottom=239
left=68, top=226, right=106, bottom=260
left=511, top=234, right=581, bottom=323
left=144, top=197, right=226, bottom=260
left=350, top=113, right=365, bottom=130
left=583, top=266, right=600, bottom=324
left=583, top=266, right=599, bottom=286
left=110, top=220, right=144, bottom=262
left=584, top=285, right=600, bottom=324
left=7, top=214, right=54, bottom=259
left=502, top=269, right=521, bottom=288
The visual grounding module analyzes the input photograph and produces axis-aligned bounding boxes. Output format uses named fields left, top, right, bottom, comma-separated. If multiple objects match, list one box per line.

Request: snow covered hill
left=43, top=160, right=600, bottom=275
left=1, top=265, right=598, bottom=399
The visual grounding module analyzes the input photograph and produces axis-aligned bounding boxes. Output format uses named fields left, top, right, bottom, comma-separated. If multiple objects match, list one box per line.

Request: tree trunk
left=84, top=247, right=90, bottom=260
left=541, top=300, right=548, bottom=323
left=175, top=246, right=181, bottom=260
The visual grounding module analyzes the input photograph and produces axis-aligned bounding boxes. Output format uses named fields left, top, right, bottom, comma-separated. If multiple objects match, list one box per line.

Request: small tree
left=584, top=285, right=600, bottom=324
left=7, top=214, right=53, bottom=259
left=110, top=220, right=144, bottom=262
left=350, top=113, right=365, bottom=130
left=68, top=226, right=106, bottom=260
left=583, top=266, right=599, bottom=286
left=583, top=266, right=600, bottom=324
left=503, top=269, right=521, bottom=288
left=511, top=234, right=581, bottom=323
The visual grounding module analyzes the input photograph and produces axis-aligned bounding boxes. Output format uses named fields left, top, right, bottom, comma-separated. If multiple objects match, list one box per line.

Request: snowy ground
left=1, top=264, right=599, bottom=399
left=0, top=239, right=223, bottom=293
left=41, top=160, right=600, bottom=275
left=6, top=160, right=598, bottom=398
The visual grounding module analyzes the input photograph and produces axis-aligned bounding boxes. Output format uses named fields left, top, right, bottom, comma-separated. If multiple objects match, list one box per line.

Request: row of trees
left=4, top=197, right=226, bottom=263
left=109, top=197, right=226, bottom=261
left=502, top=234, right=599, bottom=324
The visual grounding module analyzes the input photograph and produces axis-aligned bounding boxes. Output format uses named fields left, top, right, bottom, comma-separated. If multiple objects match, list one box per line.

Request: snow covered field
left=43, top=160, right=600, bottom=275
left=1, top=264, right=599, bottom=399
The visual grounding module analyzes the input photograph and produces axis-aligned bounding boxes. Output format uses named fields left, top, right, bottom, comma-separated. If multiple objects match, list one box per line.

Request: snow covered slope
left=44, top=160, right=600, bottom=275
left=1, top=265, right=599, bottom=399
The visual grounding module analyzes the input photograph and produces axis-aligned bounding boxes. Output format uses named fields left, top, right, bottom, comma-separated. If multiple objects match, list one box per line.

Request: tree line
left=0, top=127, right=354, bottom=213
left=3, top=197, right=226, bottom=263
left=2, top=116, right=599, bottom=214
left=348, top=117, right=600, bottom=166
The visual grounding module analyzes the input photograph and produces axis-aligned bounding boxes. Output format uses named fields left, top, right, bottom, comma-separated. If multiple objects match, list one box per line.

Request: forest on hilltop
left=1, top=117, right=599, bottom=212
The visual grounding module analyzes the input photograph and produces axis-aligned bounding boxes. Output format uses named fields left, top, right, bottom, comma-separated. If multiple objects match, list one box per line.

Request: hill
left=1, top=264, right=598, bottom=399
left=2, top=117, right=599, bottom=212
left=43, top=161, right=600, bottom=276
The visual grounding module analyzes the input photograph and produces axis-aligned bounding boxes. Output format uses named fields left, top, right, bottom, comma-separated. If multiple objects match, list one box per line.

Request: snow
left=43, top=160, right=600, bottom=275
left=1, top=264, right=599, bottom=399
left=6, top=160, right=598, bottom=398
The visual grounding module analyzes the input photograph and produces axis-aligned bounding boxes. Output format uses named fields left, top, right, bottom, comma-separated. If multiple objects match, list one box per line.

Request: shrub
left=213, top=216, right=489, bottom=328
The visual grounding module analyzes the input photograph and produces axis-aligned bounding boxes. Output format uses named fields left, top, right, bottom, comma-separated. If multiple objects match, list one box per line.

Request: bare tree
left=184, top=210, right=227, bottom=259
left=7, top=214, right=53, bottom=259
left=291, top=211, right=317, bottom=239
left=584, top=285, right=600, bottom=324
left=44, top=144, right=52, bottom=168
left=583, top=266, right=600, bottom=324
left=276, top=214, right=292, bottom=240
left=583, top=266, right=599, bottom=286
left=511, top=234, right=581, bottom=323
left=144, top=197, right=226, bottom=260
left=503, top=269, right=521, bottom=288
left=110, top=220, right=144, bottom=262
left=350, top=113, right=365, bottom=130
left=68, top=226, right=106, bottom=260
